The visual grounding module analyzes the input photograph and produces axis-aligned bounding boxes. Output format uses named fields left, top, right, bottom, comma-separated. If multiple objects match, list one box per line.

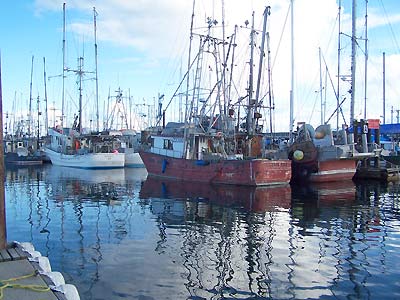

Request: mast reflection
left=139, top=177, right=291, bottom=298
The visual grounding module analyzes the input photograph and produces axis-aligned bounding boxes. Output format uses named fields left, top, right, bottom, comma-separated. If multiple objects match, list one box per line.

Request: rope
left=0, top=270, right=51, bottom=299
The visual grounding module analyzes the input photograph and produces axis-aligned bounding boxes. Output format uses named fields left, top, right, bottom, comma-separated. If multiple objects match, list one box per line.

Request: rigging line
left=321, top=52, right=347, bottom=125
left=307, top=91, right=320, bottom=124
left=322, top=10, right=339, bottom=55
left=378, top=0, right=400, bottom=54
left=271, top=3, right=290, bottom=71
left=157, top=46, right=203, bottom=124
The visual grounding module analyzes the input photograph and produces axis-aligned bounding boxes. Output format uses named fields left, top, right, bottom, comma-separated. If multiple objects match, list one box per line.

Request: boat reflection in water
left=292, top=180, right=357, bottom=203
left=4, top=165, right=400, bottom=300
left=139, top=176, right=292, bottom=213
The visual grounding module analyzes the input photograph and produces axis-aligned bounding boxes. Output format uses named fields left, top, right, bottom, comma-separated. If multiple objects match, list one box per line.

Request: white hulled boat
left=45, top=127, right=124, bottom=169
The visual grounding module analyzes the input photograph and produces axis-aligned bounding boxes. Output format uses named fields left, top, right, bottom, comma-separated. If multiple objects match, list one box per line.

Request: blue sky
left=1, top=0, right=400, bottom=134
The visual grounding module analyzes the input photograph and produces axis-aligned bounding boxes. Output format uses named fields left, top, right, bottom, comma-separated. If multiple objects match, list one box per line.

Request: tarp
left=380, top=123, right=400, bottom=134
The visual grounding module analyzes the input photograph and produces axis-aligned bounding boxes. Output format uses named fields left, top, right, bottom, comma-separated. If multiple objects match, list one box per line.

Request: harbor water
left=4, top=165, right=400, bottom=300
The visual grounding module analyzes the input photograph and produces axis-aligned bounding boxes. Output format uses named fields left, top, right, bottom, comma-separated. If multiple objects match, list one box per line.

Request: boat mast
left=289, top=0, right=294, bottom=142
left=337, top=0, right=341, bottom=131
left=383, top=52, right=386, bottom=124
left=43, top=57, right=49, bottom=135
left=254, top=6, right=271, bottom=134
left=246, top=12, right=255, bottom=135
left=267, top=32, right=274, bottom=138
left=319, top=47, right=324, bottom=124
left=36, top=95, right=40, bottom=149
left=62, top=2, right=66, bottom=130
left=227, top=25, right=237, bottom=110
left=221, top=0, right=227, bottom=116
left=183, top=0, right=196, bottom=158
left=78, top=57, right=84, bottom=133
left=350, top=0, right=357, bottom=125
left=66, top=56, right=86, bottom=134
left=93, top=7, right=99, bottom=132
left=29, top=55, right=34, bottom=138
left=363, top=0, right=368, bottom=120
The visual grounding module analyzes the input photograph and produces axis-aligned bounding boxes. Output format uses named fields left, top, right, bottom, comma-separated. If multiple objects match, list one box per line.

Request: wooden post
left=0, top=53, right=7, bottom=249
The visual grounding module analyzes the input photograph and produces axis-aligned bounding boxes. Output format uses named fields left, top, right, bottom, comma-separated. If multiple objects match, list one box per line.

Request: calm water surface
left=4, top=165, right=400, bottom=300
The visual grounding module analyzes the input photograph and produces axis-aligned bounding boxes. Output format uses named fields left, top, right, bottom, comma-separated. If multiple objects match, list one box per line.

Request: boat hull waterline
left=308, top=159, right=357, bottom=183
left=140, top=152, right=292, bottom=186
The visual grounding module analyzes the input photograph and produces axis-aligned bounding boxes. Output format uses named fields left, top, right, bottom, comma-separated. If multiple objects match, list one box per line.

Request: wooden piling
left=0, top=53, right=7, bottom=249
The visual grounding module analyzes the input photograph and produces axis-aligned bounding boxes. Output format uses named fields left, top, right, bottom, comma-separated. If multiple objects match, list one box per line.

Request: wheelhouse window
left=163, top=139, right=173, bottom=150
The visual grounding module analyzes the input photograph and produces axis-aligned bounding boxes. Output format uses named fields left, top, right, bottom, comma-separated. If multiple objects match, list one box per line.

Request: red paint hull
left=139, top=152, right=292, bottom=186
left=308, top=159, right=357, bottom=183
left=140, top=176, right=291, bottom=212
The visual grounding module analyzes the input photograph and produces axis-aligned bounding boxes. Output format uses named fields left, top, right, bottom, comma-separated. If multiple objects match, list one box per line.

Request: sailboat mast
left=29, top=55, right=34, bottom=138
left=93, top=7, right=99, bottom=132
left=289, top=0, right=294, bottom=142
left=364, top=0, right=368, bottom=120
left=36, top=95, right=40, bottom=149
left=78, top=57, right=84, bottom=133
left=383, top=52, right=386, bottom=124
left=350, top=0, right=357, bottom=125
left=337, top=0, right=341, bottom=131
left=43, top=57, right=49, bottom=135
left=62, top=2, right=66, bottom=130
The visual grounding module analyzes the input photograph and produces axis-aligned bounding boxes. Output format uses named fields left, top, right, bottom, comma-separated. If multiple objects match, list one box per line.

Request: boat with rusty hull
left=140, top=123, right=291, bottom=186
left=139, top=6, right=292, bottom=185
left=288, top=124, right=364, bottom=183
left=140, top=151, right=291, bottom=186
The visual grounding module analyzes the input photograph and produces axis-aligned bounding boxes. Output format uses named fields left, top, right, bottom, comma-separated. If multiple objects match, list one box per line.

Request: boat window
left=163, top=139, right=173, bottom=150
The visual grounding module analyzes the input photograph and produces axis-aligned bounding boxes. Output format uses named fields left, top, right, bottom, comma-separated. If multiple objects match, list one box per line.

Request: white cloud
left=32, top=0, right=400, bottom=131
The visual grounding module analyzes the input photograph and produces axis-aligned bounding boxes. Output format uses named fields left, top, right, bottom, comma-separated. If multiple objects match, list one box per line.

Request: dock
left=0, top=242, right=79, bottom=300
left=354, top=155, right=400, bottom=182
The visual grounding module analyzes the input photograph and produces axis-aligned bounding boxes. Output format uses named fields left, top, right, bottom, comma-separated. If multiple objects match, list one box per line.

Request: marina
left=2, top=0, right=400, bottom=299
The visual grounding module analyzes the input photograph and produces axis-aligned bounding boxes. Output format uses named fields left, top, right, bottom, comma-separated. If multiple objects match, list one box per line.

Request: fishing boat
left=105, top=129, right=144, bottom=168
left=287, top=123, right=361, bottom=183
left=3, top=138, right=43, bottom=166
left=44, top=4, right=124, bottom=169
left=140, top=6, right=291, bottom=186
left=44, top=127, right=125, bottom=169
